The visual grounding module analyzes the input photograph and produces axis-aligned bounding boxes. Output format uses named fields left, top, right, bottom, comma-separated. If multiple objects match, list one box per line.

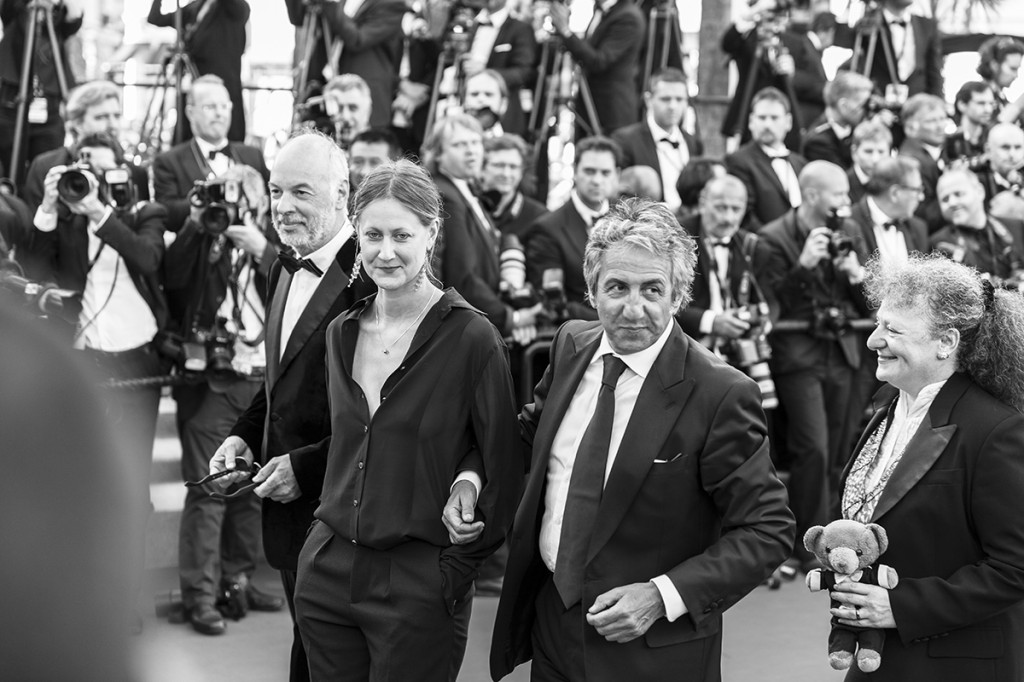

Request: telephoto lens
left=56, top=166, right=96, bottom=203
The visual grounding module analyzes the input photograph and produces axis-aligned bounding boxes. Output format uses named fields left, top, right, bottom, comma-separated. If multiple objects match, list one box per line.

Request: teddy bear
left=804, top=519, right=899, bottom=673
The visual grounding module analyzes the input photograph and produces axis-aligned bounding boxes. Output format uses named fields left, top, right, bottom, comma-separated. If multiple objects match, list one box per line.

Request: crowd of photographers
left=2, top=0, right=1024, bottom=650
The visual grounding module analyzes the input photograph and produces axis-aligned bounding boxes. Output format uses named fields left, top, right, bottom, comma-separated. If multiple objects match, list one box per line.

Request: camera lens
left=201, top=205, right=233, bottom=235
left=57, top=170, right=92, bottom=203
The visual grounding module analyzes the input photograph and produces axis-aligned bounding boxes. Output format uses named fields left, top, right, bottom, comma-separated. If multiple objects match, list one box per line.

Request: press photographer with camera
left=678, top=174, right=777, bottom=411
left=305, top=73, right=373, bottom=148
left=479, top=133, right=547, bottom=239
left=976, top=122, right=1024, bottom=205
left=898, top=93, right=947, bottom=231
left=152, top=74, right=283, bottom=637
left=755, top=160, right=871, bottom=574
left=847, top=120, right=893, bottom=203
left=801, top=71, right=874, bottom=169
left=945, top=81, right=995, bottom=165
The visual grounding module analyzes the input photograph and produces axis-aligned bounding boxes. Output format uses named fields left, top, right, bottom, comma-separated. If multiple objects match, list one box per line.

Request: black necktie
left=554, top=354, right=628, bottom=609
left=278, top=251, right=324, bottom=277
left=208, top=147, right=227, bottom=160
left=660, top=138, right=680, bottom=149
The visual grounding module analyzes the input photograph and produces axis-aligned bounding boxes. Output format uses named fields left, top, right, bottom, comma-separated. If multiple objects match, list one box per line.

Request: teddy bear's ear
left=866, top=523, right=889, bottom=554
left=803, top=526, right=825, bottom=553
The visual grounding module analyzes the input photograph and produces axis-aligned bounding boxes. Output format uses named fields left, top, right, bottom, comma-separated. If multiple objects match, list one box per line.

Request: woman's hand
left=830, top=581, right=897, bottom=629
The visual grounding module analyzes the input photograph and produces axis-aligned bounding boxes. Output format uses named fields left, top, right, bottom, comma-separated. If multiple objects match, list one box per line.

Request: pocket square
left=494, top=43, right=512, bottom=53
left=653, top=452, right=684, bottom=464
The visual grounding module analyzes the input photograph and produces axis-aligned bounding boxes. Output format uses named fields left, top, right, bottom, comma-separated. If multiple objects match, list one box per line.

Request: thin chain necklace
left=374, top=292, right=435, bottom=356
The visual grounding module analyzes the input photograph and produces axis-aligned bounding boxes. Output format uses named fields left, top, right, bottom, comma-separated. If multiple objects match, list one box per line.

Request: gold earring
left=938, top=352, right=949, bottom=360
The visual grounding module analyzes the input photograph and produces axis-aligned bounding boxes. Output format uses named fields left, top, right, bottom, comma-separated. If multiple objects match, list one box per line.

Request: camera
left=443, top=0, right=483, bottom=58
left=827, top=231, right=854, bottom=259
left=863, top=94, right=901, bottom=121
left=721, top=303, right=778, bottom=410
left=812, top=305, right=850, bottom=340
left=498, top=234, right=540, bottom=310
left=188, top=179, right=242, bottom=235
left=540, top=268, right=569, bottom=325
left=57, top=163, right=136, bottom=209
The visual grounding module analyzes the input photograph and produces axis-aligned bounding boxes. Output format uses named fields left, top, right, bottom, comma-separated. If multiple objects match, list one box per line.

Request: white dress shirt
left=883, top=9, right=916, bottom=83
left=569, top=190, right=609, bottom=228
left=194, top=136, right=232, bottom=178
left=469, top=6, right=509, bottom=66
left=279, top=221, right=354, bottom=356
left=866, top=197, right=909, bottom=266
left=698, top=235, right=733, bottom=338
left=540, top=322, right=687, bottom=620
left=867, top=380, right=947, bottom=489
left=761, top=145, right=802, bottom=208
left=647, top=113, right=688, bottom=212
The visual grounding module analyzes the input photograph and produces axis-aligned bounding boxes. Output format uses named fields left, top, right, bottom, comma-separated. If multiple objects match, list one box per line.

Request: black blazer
left=929, top=217, right=1024, bottom=282
left=562, top=0, right=645, bottom=134
left=836, top=15, right=943, bottom=99
left=229, top=240, right=372, bottom=570
left=898, top=139, right=943, bottom=231
left=801, top=118, right=853, bottom=168
left=0, top=0, right=80, bottom=94
left=848, top=167, right=868, bottom=204
left=433, top=172, right=512, bottom=334
left=786, top=30, right=828, bottom=131
left=485, top=18, right=538, bottom=136
left=492, top=191, right=548, bottom=241
left=148, top=0, right=250, bottom=141
left=676, top=214, right=764, bottom=339
left=725, top=142, right=808, bottom=226
left=285, top=0, right=406, bottom=130
left=848, top=197, right=930, bottom=258
left=490, top=320, right=794, bottom=682
left=524, top=199, right=598, bottom=321
left=611, top=122, right=704, bottom=200
left=839, top=374, right=1024, bottom=681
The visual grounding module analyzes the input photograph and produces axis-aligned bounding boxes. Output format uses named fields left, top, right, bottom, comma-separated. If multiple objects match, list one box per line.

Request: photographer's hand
left=798, top=227, right=832, bottom=270
left=65, top=181, right=109, bottom=224
left=209, top=435, right=254, bottom=489
left=514, top=302, right=545, bottom=328
left=834, top=250, right=865, bottom=283
left=225, top=214, right=269, bottom=258
left=773, top=52, right=795, bottom=77
left=548, top=2, right=570, bottom=37
left=712, top=312, right=752, bottom=339
left=40, top=166, right=67, bottom=214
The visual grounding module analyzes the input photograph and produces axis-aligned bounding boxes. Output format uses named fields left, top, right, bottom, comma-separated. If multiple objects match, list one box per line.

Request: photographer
left=479, top=133, right=547, bottom=239
left=898, top=93, right=947, bottom=231
left=285, top=0, right=405, bottom=130
left=0, top=0, right=83, bottom=180
left=847, top=120, right=893, bottom=203
left=754, top=160, right=871, bottom=574
left=316, top=73, right=373, bottom=148
left=977, top=122, right=1024, bottom=205
left=801, top=71, right=874, bottom=169
left=946, top=81, right=995, bottom=164
left=464, top=69, right=509, bottom=137
left=152, top=74, right=282, bottom=637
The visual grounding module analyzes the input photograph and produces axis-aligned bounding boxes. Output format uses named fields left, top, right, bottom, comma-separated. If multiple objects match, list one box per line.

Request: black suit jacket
left=929, top=217, right=1024, bottom=282
left=611, top=122, right=703, bottom=200
left=229, top=240, right=372, bottom=569
left=848, top=197, right=930, bottom=258
left=285, top=0, right=406, bottom=129
left=0, top=0, right=80, bottom=94
left=847, top=167, right=868, bottom=204
left=524, top=199, right=597, bottom=321
left=786, top=30, right=828, bottom=131
left=725, top=142, right=808, bottom=226
left=676, top=214, right=764, bottom=339
left=898, top=138, right=943, bottom=231
left=492, top=191, right=548, bottom=241
left=148, top=0, right=250, bottom=141
left=754, top=210, right=871, bottom=373
left=490, top=320, right=794, bottom=681
left=562, top=0, right=645, bottom=134
left=433, top=172, right=512, bottom=334
left=801, top=119, right=853, bottom=169
left=836, top=15, right=943, bottom=99
left=484, top=18, right=537, bottom=136
left=839, top=374, right=1024, bottom=681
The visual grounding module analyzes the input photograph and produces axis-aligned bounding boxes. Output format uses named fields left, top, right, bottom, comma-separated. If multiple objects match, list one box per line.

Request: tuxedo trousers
left=294, top=520, right=472, bottom=682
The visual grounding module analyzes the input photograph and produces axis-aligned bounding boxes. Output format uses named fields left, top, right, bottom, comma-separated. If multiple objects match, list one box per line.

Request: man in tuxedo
left=152, top=75, right=283, bottom=636
left=801, top=71, right=874, bottom=169
left=285, top=0, right=405, bottom=130
left=148, top=0, right=250, bottom=142
left=489, top=197, right=794, bottom=682
left=931, top=168, right=1024, bottom=286
left=526, top=136, right=621, bottom=322
left=847, top=120, right=893, bottom=204
left=899, top=93, right=948, bottom=231
left=946, top=81, right=995, bottom=164
left=464, top=70, right=511, bottom=138
left=978, top=122, right=1024, bottom=204
left=754, top=160, right=871, bottom=571
left=547, top=0, right=645, bottom=136
left=726, top=87, right=808, bottom=226
left=836, top=0, right=943, bottom=100
left=677, top=175, right=766, bottom=351
left=611, top=68, right=703, bottom=214
left=786, top=11, right=835, bottom=130
left=320, top=74, right=373, bottom=149
left=480, top=133, right=548, bottom=239
left=850, top=156, right=930, bottom=264
left=210, top=133, right=370, bottom=682
left=461, top=0, right=537, bottom=136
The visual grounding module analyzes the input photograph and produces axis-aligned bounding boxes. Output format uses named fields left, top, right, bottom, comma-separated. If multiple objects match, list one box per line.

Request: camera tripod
left=732, top=31, right=802, bottom=140
left=528, top=39, right=601, bottom=139
left=135, top=0, right=198, bottom=162
left=849, top=4, right=900, bottom=92
left=9, top=0, right=71, bottom=189
left=640, top=0, right=683, bottom=94
left=292, top=0, right=337, bottom=122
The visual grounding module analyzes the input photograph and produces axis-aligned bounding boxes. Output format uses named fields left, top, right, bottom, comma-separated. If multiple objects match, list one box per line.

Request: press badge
left=28, top=97, right=48, bottom=124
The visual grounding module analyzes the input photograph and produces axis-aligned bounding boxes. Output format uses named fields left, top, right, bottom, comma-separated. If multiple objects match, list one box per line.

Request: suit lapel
left=841, top=385, right=897, bottom=485
left=586, top=325, right=695, bottom=564
left=266, top=267, right=291, bottom=391
left=752, top=145, right=788, bottom=199
left=639, top=126, right=659, bottom=170
left=852, top=201, right=879, bottom=255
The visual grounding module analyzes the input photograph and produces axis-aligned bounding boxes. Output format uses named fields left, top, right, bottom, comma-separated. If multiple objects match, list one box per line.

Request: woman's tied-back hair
left=583, top=196, right=697, bottom=308
left=864, top=253, right=1024, bottom=412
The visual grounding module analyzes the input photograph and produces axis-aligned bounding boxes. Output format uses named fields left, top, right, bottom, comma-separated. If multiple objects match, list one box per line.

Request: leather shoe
left=188, top=603, right=226, bottom=636
left=246, top=584, right=285, bottom=612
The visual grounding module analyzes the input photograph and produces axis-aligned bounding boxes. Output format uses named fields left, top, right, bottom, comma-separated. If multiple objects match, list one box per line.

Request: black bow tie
left=710, top=239, right=731, bottom=248
left=278, top=251, right=324, bottom=277
left=660, top=138, right=680, bottom=149
left=889, top=18, right=907, bottom=27
left=881, top=220, right=903, bottom=231
left=208, top=147, right=227, bottom=160
left=476, top=18, right=492, bottom=26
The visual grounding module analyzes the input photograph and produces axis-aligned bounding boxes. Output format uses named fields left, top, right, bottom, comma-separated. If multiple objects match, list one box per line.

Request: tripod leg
left=528, top=40, right=552, bottom=134
left=9, top=8, right=41, bottom=188
left=42, top=9, right=71, bottom=100
left=575, top=67, right=602, bottom=137
left=732, top=44, right=764, bottom=142
left=642, top=6, right=657, bottom=95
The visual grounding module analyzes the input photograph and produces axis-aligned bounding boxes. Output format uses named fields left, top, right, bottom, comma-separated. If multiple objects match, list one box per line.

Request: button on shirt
left=540, top=322, right=687, bottom=620
left=866, top=197, right=909, bottom=266
left=279, top=221, right=353, bottom=356
left=647, top=113, right=688, bottom=212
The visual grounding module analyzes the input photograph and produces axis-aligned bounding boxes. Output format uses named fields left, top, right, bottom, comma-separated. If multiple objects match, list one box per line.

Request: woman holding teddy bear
left=830, top=254, right=1024, bottom=681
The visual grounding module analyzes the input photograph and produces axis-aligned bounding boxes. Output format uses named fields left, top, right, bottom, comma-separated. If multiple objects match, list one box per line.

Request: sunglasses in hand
left=185, top=460, right=262, bottom=500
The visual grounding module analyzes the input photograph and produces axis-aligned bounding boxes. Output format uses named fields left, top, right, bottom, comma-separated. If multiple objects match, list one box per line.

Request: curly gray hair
left=583, top=197, right=697, bottom=308
left=864, top=253, right=1024, bottom=412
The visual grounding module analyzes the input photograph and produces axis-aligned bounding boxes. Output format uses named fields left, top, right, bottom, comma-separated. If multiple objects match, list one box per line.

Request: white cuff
left=451, top=471, right=482, bottom=497
left=34, top=206, right=58, bottom=232
left=699, top=310, right=717, bottom=335
left=89, top=207, right=114, bottom=235
left=650, top=575, right=687, bottom=622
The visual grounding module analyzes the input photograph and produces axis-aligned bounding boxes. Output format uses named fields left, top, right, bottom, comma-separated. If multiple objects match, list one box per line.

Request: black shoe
left=246, top=583, right=285, bottom=612
left=216, top=575, right=249, bottom=621
left=189, top=603, right=226, bottom=636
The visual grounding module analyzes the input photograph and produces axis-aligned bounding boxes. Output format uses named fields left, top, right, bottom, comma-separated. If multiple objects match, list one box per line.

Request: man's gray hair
left=583, top=197, right=697, bottom=307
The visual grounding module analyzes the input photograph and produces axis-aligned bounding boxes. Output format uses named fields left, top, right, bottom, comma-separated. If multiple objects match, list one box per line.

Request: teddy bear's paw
left=856, top=649, right=881, bottom=673
left=829, top=651, right=853, bottom=670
